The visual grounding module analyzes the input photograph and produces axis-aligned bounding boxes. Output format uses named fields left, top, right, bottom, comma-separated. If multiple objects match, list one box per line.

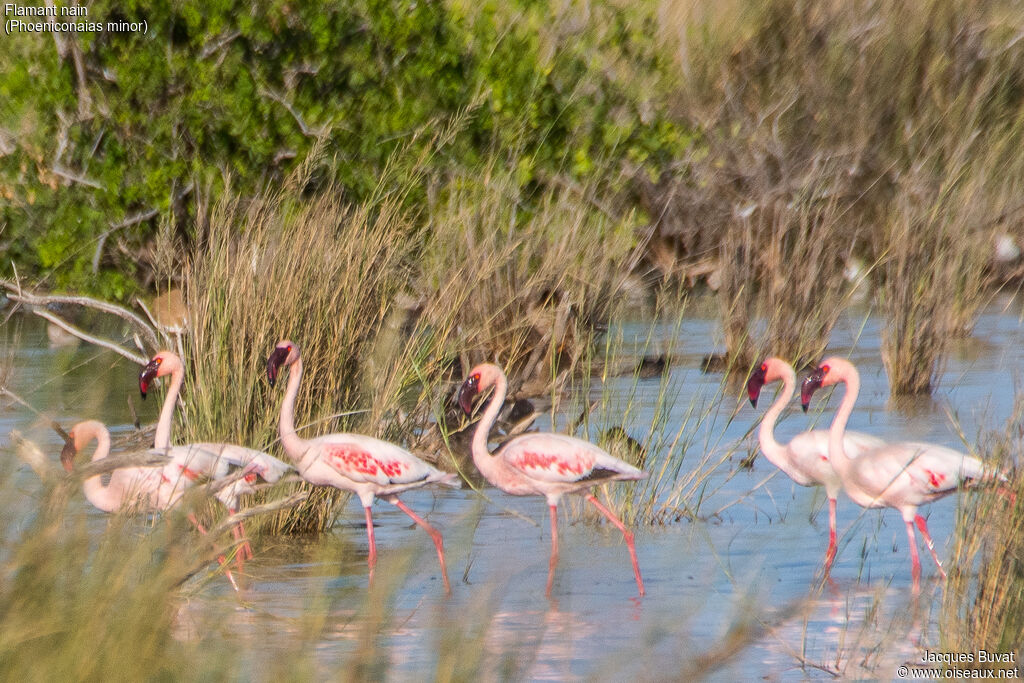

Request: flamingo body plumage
left=801, top=356, right=1003, bottom=588
left=141, top=350, right=294, bottom=563
left=61, top=420, right=225, bottom=513
left=266, top=340, right=457, bottom=592
left=748, top=357, right=885, bottom=569
left=458, top=362, right=647, bottom=597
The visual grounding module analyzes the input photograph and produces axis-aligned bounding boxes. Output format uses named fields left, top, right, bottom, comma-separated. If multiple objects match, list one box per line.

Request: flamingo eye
left=821, top=364, right=830, bottom=373
left=760, top=363, right=767, bottom=372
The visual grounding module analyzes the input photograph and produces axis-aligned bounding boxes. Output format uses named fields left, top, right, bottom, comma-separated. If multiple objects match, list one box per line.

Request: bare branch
left=207, top=489, right=311, bottom=538
left=1, top=280, right=159, bottom=349
left=51, top=164, right=103, bottom=189
left=91, top=183, right=193, bottom=274
left=259, top=86, right=328, bottom=138
left=29, top=309, right=148, bottom=365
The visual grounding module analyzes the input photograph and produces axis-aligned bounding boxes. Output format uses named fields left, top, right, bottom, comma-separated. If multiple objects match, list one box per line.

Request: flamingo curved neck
left=81, top=426, right=122, bottom=513
left=279, top=358, right=313, bottom=469
left=758, top=368, right=795, bottom=469
left=154, top=365, right=184, bottom=449
left=470, top=371, right=508, bottom=483
left=827, top=370, right=860, bottom=478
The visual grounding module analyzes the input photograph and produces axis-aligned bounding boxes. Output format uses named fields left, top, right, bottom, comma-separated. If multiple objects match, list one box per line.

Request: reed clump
left=877, top=174, right=991, bottom=395
left=181, top=156, right=423, bottom=533
left=0, top=453, right=219, bottom=680
left=940, top=398, right=1024, bottom=669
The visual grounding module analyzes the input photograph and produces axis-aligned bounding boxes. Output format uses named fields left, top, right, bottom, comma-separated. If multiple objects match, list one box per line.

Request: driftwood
left=207, top=488, right=310, bottom=539
left=1, top=279, right=158, bottom=347
left=1, top=279, right=157, bottom=364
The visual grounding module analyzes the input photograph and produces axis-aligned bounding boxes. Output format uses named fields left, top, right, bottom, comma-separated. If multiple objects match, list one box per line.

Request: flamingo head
left=747, top=357, right=792, bottom=408
left=800, top=357, right=845, bottom=412
left=458, top=363, right=502, bottom=414
left=746, top=361, right=770, bottom=408
left=61, top=423, right=85, bottom=472
left=139, top=351, right=181, bottom=399
left=266, top=340, right=300, bottom=387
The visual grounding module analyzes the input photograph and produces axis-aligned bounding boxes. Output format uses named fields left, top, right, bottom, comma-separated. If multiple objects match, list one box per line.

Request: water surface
left=3, top=295, right=1021, bottom=680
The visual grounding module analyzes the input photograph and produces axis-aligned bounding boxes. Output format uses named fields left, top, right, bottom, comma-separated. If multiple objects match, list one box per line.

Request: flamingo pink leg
left=189, top=513, right=239, bottom=592
left=389, top=497, right=451, bottom=594
left=915, top=514, right=947, bottom=580
left=228, top=508, right=254, bottom=561
left=364, top=506, right=378, bottom=571
left=905, top=520, right=922, bottom=592
left=824, top=497, right=838, bottom=572
left=547, top=504, right=559, bottom=597
left=585, top=494, right=645, bottom=596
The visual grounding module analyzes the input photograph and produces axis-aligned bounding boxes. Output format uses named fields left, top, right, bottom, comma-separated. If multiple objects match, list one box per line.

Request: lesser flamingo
left=747, top=357, right=884, bottom=571
left=266, top=340, right=458, bottom=592
left=61, top=420, right=245, bottom=588
left=458, top=362, right=648, bottom=597
left=801, top=356, right=1004, bottom=590
left=140, top=350, right=292, bottom=562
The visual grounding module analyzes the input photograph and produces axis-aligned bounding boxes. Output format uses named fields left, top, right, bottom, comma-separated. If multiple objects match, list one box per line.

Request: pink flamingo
left=140, top=350, right=293, bottom=561
left=266, top=340, right=458, bottom=592
left=60, top=419, right=228, bottom=512
left=747, top=357, right=884, bottom=570
left=800, top=356, right=1003, bottom=589
left=458, top=363, right=648, bottom=597
left=61, top=420, right=245, bottom=588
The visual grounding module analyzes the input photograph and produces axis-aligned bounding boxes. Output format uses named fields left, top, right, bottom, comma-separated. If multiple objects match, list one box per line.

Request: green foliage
left=0, top=0, right=689, bottom=298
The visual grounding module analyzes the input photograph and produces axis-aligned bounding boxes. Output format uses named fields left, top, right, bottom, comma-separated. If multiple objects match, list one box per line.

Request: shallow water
left=3, top=294, right=1022, bottom=680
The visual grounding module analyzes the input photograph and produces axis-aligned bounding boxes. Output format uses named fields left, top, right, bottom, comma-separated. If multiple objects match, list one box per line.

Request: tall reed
left=181, top=154, right=423, bottom=532
left=667, top=0, right=1024, bottom=388
left=940, top=398, right=1023, bottom=669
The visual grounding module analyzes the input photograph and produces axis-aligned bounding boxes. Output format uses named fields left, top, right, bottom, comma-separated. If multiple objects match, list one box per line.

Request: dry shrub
left=717, top=189, right=856, bottom=373
left=418, top=168, right=638, bottom=395
left=648, top=0, right=1024, bottom=384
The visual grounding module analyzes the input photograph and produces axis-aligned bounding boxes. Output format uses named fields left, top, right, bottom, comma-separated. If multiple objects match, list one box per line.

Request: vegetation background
left=5, top=0, right=1024, bottom=394
left=3, top=0, right=1024, bottom=677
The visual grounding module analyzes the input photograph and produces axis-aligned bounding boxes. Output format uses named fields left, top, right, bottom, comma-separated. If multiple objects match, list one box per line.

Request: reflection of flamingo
left=140, top=351, right=292, bottom=561
left=266, top=340, right=458, bottom=592
left=801, top=357, right=1002, bottom=589
left=458, top=363, right=647, bottom=597
left=61, top=420, right=244, bottom=588
left=747, top=357, right=884, bottom=570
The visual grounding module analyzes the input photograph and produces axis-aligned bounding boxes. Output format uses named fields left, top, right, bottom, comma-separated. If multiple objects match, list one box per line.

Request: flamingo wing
left=899, top=443, right=992, bottom=493
left=312, top=433, right=440, bottom=487
left=498, top=433, right=643, bottom=484
left=192, top=442, right=293, bottom=483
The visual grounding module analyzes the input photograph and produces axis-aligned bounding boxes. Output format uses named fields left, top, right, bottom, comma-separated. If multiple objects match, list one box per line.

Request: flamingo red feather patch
left=925, top=469, right=946, bottom=489
left=515, top=451, right=587, bottom=477
left=326, top=445, right=380, bottom=477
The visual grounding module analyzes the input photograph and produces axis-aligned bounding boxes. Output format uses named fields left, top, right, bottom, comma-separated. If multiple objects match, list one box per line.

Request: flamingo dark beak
left=60, top=437, right=77, bottom=472
left=458, top=377, right=479, bottom=414
left=139, top=359, right=160, bottom=399
left=746, top=365, right=767, bottom=409
left=801, top=367, right=826, bottom=413
left=266, top=347, right=290, bottom=387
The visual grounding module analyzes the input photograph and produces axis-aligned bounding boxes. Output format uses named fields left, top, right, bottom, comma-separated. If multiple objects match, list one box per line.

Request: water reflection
left=5, top=293, right=1024, bottom=678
